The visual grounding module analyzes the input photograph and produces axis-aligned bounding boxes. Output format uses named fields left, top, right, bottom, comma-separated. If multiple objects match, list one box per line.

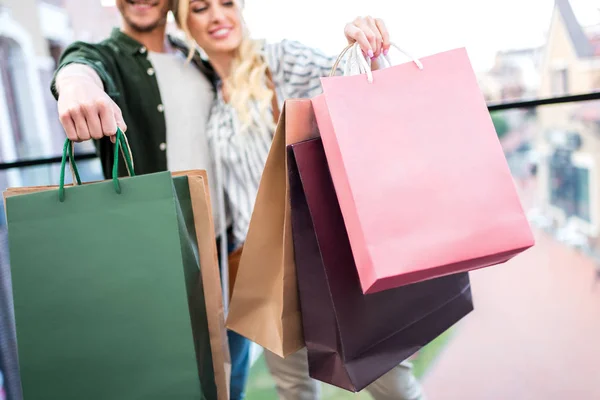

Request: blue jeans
left=218, top=237, right=252, bottom=400
left=227, top=329, right=251, bottom=400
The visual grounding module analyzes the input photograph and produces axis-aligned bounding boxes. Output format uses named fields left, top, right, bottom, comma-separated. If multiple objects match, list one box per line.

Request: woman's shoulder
left=261, top=39, right=312, bottom=61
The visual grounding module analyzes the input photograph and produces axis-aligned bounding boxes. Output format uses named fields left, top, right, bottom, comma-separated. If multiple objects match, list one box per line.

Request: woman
left=175, top=1, right=425, bottom=399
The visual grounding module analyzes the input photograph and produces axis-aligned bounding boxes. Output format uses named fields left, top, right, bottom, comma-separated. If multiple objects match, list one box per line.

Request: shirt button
left=159, top=142, right=166, bottom=151
left=139, top=47, right=147, bottom=54
left=157, top=104, right=164, bottom=112
left=147, top=68, right=155, bottom=76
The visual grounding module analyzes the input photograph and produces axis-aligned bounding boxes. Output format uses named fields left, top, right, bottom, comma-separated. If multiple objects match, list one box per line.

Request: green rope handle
left=58, top=128, right=135, bottom=201
left=58, top=139, right=82, bottom=202
left=67, top=141, right=82, bottom=186
left=112, top=128, right=136, bottom=194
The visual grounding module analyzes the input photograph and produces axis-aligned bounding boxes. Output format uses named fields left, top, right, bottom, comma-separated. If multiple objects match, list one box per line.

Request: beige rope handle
left=329, top=43, right=356, bottom=77
left=68, top=131, right=135, bottom=185
left=329, top=42, right=424, bottom=81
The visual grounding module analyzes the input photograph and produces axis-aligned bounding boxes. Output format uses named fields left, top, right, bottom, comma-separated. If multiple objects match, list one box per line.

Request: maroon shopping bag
left=288, top=137, right=474, bottom=392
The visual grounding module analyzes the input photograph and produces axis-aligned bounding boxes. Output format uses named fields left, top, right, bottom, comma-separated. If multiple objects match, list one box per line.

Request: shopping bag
left=288, top=137, right=474, bottom=392
left=172, top=170, right=231, bottom=400
left=5, top=171, right=231, bottom=400
left=4, top=170, right=231, bottom=399
left=3, top=130, right=209, bottom=399
left=313, top=44, right=535, bottom=294
left=226, top=99, right=318, bottom=357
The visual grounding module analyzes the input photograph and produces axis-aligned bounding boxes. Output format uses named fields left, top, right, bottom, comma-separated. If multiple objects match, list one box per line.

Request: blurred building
left=479, top=47, right=542, bottom=103
left=478, top=46, right=542, bottom=171
left=0, top=0, right=119, bottom=191
left=535, top=0, right=600, bottom=239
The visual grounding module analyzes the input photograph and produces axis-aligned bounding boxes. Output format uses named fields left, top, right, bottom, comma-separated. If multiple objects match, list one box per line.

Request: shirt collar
left=110, top=28, right=146, bottom=55
left=109, top=28, right=218, bottom=88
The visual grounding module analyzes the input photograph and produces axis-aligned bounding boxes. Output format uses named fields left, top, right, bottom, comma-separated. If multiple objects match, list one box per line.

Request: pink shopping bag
left=312, top=46, right=535, bottom=294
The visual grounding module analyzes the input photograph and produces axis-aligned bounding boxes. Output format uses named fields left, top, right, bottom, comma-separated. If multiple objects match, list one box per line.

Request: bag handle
left=58, top=128, right=136, bottom=202
left=329, top=42, right=424, bottom=83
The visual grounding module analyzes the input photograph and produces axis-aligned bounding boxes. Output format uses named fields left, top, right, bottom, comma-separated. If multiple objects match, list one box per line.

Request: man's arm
left=52, top=43, right=126, bottom=143
left=55, top=64, right=103, bottom=91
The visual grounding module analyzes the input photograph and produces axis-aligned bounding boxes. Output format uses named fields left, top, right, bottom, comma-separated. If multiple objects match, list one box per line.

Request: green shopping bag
left=4, top=130, right=206, bottom=399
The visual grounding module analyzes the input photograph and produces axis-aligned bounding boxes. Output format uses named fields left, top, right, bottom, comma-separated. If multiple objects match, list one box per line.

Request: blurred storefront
left=0, top=0, right=118, bottom=193
left=535, top=0, right=600, bottom=240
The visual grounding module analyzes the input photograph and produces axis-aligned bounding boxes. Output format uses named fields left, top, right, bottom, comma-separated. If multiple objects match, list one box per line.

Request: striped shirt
left=207, top=39, right=343, bottom=247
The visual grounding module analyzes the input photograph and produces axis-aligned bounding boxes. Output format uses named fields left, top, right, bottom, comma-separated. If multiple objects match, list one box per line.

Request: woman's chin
left=202, top=38, right=242, bottom=55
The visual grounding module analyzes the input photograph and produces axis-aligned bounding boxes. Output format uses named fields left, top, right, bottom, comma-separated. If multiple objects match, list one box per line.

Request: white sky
left=100, top=0, right=600, bottom=72
left=242, top=0, right=600, bottom=72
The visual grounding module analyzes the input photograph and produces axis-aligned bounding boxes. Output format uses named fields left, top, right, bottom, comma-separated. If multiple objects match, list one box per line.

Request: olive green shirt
left=51, top=28, right=217, bottom=178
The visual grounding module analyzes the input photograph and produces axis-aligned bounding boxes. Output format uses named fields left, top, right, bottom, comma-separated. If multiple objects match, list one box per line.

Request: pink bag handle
left=329, top=42, right=423, bottom=83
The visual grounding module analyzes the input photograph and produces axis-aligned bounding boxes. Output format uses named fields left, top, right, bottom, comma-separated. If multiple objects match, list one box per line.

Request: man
left=53, top=0, right=215, bottom=178
left=50, top=0, right=253, bottom=398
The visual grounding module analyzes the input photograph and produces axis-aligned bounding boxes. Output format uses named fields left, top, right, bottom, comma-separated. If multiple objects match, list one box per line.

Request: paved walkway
left=423, top=231, right=600, bottom=399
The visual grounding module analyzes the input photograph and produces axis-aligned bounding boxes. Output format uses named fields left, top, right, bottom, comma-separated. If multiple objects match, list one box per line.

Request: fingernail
left=368, top=49, right=374, bottom=58
left=383, top=48, right=389, bottom=56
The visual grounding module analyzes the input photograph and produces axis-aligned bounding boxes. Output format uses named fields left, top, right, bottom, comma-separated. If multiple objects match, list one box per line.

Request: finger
left=70, top=106, right=91, bottom=141
left=112, top=103, right=127, bottom=133
left=59, top=111, right=79, bottom=142
left=97, top=100, right=118, bottom=138
left=110, top=104, right=125, bottom=145
left=375, top=18, right=391, bottom=55
left=82, top=105, right=104, bottom=140
left=367, top=18, right=384, bottom=57
left=355, top=20, right=379, bottom=58
left=365, top=17, right=383, bottom=57
left=345, top=24, right=373, bottom=58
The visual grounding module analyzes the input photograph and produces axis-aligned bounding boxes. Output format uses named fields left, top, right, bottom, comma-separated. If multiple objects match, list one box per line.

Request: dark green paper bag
left=3, top=131, right=208, bottom=399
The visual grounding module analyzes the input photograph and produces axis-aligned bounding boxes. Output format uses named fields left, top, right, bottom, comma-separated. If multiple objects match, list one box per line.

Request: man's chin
left=124, top=16, right=166, bottom=33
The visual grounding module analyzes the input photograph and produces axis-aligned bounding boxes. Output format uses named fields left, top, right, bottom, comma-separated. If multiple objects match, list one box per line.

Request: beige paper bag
left=226, top=99, right=320, bottom=357
left=176, top=170, right=232, bottom=400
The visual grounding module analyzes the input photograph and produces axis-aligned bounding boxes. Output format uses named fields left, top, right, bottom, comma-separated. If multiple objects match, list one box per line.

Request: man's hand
left=56, top=64, right=126, bottom=143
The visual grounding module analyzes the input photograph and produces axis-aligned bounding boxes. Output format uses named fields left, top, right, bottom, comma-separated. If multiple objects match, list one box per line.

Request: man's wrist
left=55, top=64, right=102, bottom=94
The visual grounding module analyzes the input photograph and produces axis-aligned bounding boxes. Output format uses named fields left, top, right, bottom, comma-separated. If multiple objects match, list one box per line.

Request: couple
left=51, top=0, right=425, bottom=399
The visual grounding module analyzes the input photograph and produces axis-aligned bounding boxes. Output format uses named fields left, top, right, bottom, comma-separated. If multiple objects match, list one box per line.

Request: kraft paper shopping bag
left=173, top=170, right=231, bottom=400
left=226, top=99, right=319, bottom=357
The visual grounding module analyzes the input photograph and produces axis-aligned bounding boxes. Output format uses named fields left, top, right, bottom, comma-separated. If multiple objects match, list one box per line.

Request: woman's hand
left=344, top=16, right=390, bottom=60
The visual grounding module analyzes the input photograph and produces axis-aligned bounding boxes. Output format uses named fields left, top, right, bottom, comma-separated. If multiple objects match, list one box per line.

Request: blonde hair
left=175, top=0, right=274, bottom=132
